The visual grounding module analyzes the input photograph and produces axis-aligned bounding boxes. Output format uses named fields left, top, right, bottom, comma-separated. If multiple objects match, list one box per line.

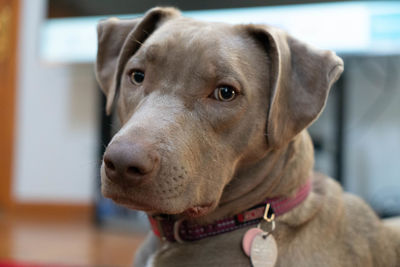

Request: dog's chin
left=147, top=203, right=216, bottom=219
left=110, top=194, right=215, bottom=219
left=102, top=182, right=216, bottom=218
left=181, top=203, right=215, bottom=218
left=101, top=186, right=153, bottom=211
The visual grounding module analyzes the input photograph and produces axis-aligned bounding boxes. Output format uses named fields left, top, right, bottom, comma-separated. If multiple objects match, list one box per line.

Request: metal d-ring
left=257, top=203, right=276, bottom=233
left=173, top=218, right=186, bottom=243
left=263, top=203, right=275, bottom=222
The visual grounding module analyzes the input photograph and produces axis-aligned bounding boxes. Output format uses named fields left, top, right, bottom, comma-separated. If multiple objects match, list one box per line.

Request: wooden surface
left=0, top=0, right=19, bottom=211
left=0, top=212, right=146, bottom=266
left=0, top=210, right=398, bottom=266
left=9, top=202, right=94, bottom=221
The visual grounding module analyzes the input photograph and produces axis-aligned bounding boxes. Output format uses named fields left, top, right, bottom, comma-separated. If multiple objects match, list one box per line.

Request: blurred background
left=0, top=0, right=399, bottom=266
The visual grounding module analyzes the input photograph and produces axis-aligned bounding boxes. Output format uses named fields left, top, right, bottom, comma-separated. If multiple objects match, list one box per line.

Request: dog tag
left=242, top=227, right=264, bottom=256
left=250, top=233, right=278, bottom=267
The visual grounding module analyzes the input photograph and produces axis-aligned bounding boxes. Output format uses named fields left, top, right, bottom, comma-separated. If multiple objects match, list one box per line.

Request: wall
left=13, top=0, right=98, bottom=204
left=311, top=55, right=400, bottom=216
left=344, top=56, right=400, bottom=216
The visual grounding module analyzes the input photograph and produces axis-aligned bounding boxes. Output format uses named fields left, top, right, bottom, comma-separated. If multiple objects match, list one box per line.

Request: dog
left=95, top=7, right=400, bottom=267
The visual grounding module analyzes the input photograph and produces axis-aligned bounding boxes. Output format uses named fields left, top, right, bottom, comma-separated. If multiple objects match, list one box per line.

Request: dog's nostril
left=103, top=141, right=160, bottom=185
left=104, top=158, right=116, bottom=171
left=127, top=166, right=144, bottom=175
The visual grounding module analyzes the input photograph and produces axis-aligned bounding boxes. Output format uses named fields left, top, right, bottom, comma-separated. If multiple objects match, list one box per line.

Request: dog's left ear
left=245, top=25, right=344, bottom=148
left=96, top=7, right=181, bottom=115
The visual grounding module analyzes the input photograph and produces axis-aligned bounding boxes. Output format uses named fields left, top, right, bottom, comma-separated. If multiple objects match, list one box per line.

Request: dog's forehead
left=142, top=18, right=242, bottom=60
left=158, top=18, right=231, bottom=42
left=130, top=18, right=257, bottom=87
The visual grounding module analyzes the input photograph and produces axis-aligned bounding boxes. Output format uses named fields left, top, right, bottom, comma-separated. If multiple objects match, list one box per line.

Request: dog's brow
left=144, top=44, right=160, bottom=62
left=214, top=64, right=245, bottom=89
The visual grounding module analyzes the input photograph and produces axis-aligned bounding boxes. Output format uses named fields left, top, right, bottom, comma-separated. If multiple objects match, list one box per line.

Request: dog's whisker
left=134, top=39, right=143, bottom=45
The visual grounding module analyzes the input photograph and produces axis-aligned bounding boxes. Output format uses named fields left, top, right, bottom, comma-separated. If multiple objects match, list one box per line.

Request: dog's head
left=96, top=7, right=343, bottom=218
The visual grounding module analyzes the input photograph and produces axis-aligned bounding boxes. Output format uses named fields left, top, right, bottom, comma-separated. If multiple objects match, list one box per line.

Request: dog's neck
left=192, top=130, right=314, bottom=225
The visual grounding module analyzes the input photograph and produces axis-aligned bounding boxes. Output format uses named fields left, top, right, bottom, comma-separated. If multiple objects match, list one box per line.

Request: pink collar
left=149, top=179, right=312, bottom=243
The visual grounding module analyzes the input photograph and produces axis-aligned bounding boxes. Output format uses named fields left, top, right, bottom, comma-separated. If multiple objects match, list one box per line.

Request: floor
left=0, top=212, right=146, bottom=267
left=0, top=211, right=399, bottom=267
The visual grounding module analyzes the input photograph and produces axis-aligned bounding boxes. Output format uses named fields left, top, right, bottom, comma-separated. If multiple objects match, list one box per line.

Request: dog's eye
left=130, top=70, right=145, bottom=85
left=213, top=86, right=237, bottom=102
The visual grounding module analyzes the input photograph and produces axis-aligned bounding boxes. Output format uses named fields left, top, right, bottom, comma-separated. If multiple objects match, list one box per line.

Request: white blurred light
left=40, top=1, right=400, bottom=64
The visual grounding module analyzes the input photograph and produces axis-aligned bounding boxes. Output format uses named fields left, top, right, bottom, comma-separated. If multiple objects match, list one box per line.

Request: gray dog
left=95, top=7, right=400, bottom=267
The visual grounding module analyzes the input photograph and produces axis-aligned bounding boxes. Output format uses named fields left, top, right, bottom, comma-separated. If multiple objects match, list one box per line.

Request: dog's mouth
left=182, top=203, right=214, bottom=218
left=108, top=195, right=156, bottom=212
left=122, top=199, right=215, bottom=219
left=148, top=202, right=214, bottom=219
left=103, top=178, right=216, bottom=217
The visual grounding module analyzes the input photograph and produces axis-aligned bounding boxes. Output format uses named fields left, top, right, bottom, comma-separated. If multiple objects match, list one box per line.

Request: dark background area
left=48, top=0, right=355, bottom=18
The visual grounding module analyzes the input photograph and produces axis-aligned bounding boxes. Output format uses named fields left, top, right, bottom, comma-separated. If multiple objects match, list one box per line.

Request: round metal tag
left=250, top=233, right=278, bottom=267
left=242, top=227, right=264, bottom=256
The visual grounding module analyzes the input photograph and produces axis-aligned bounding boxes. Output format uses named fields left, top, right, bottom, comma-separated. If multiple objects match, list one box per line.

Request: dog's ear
left=96, top=7, right=181, bottom=115
left=246, top=25, right=343, bottom=148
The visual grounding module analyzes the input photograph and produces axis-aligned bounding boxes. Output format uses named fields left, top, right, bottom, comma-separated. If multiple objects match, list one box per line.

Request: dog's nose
left=103, top=141, right=159, bottom=185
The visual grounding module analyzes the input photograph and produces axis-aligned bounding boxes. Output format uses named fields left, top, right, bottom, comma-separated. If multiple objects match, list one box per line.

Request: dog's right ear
left=95, top=7, right=180, bottom=115
left=244, top=25, right=343, bottom=148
